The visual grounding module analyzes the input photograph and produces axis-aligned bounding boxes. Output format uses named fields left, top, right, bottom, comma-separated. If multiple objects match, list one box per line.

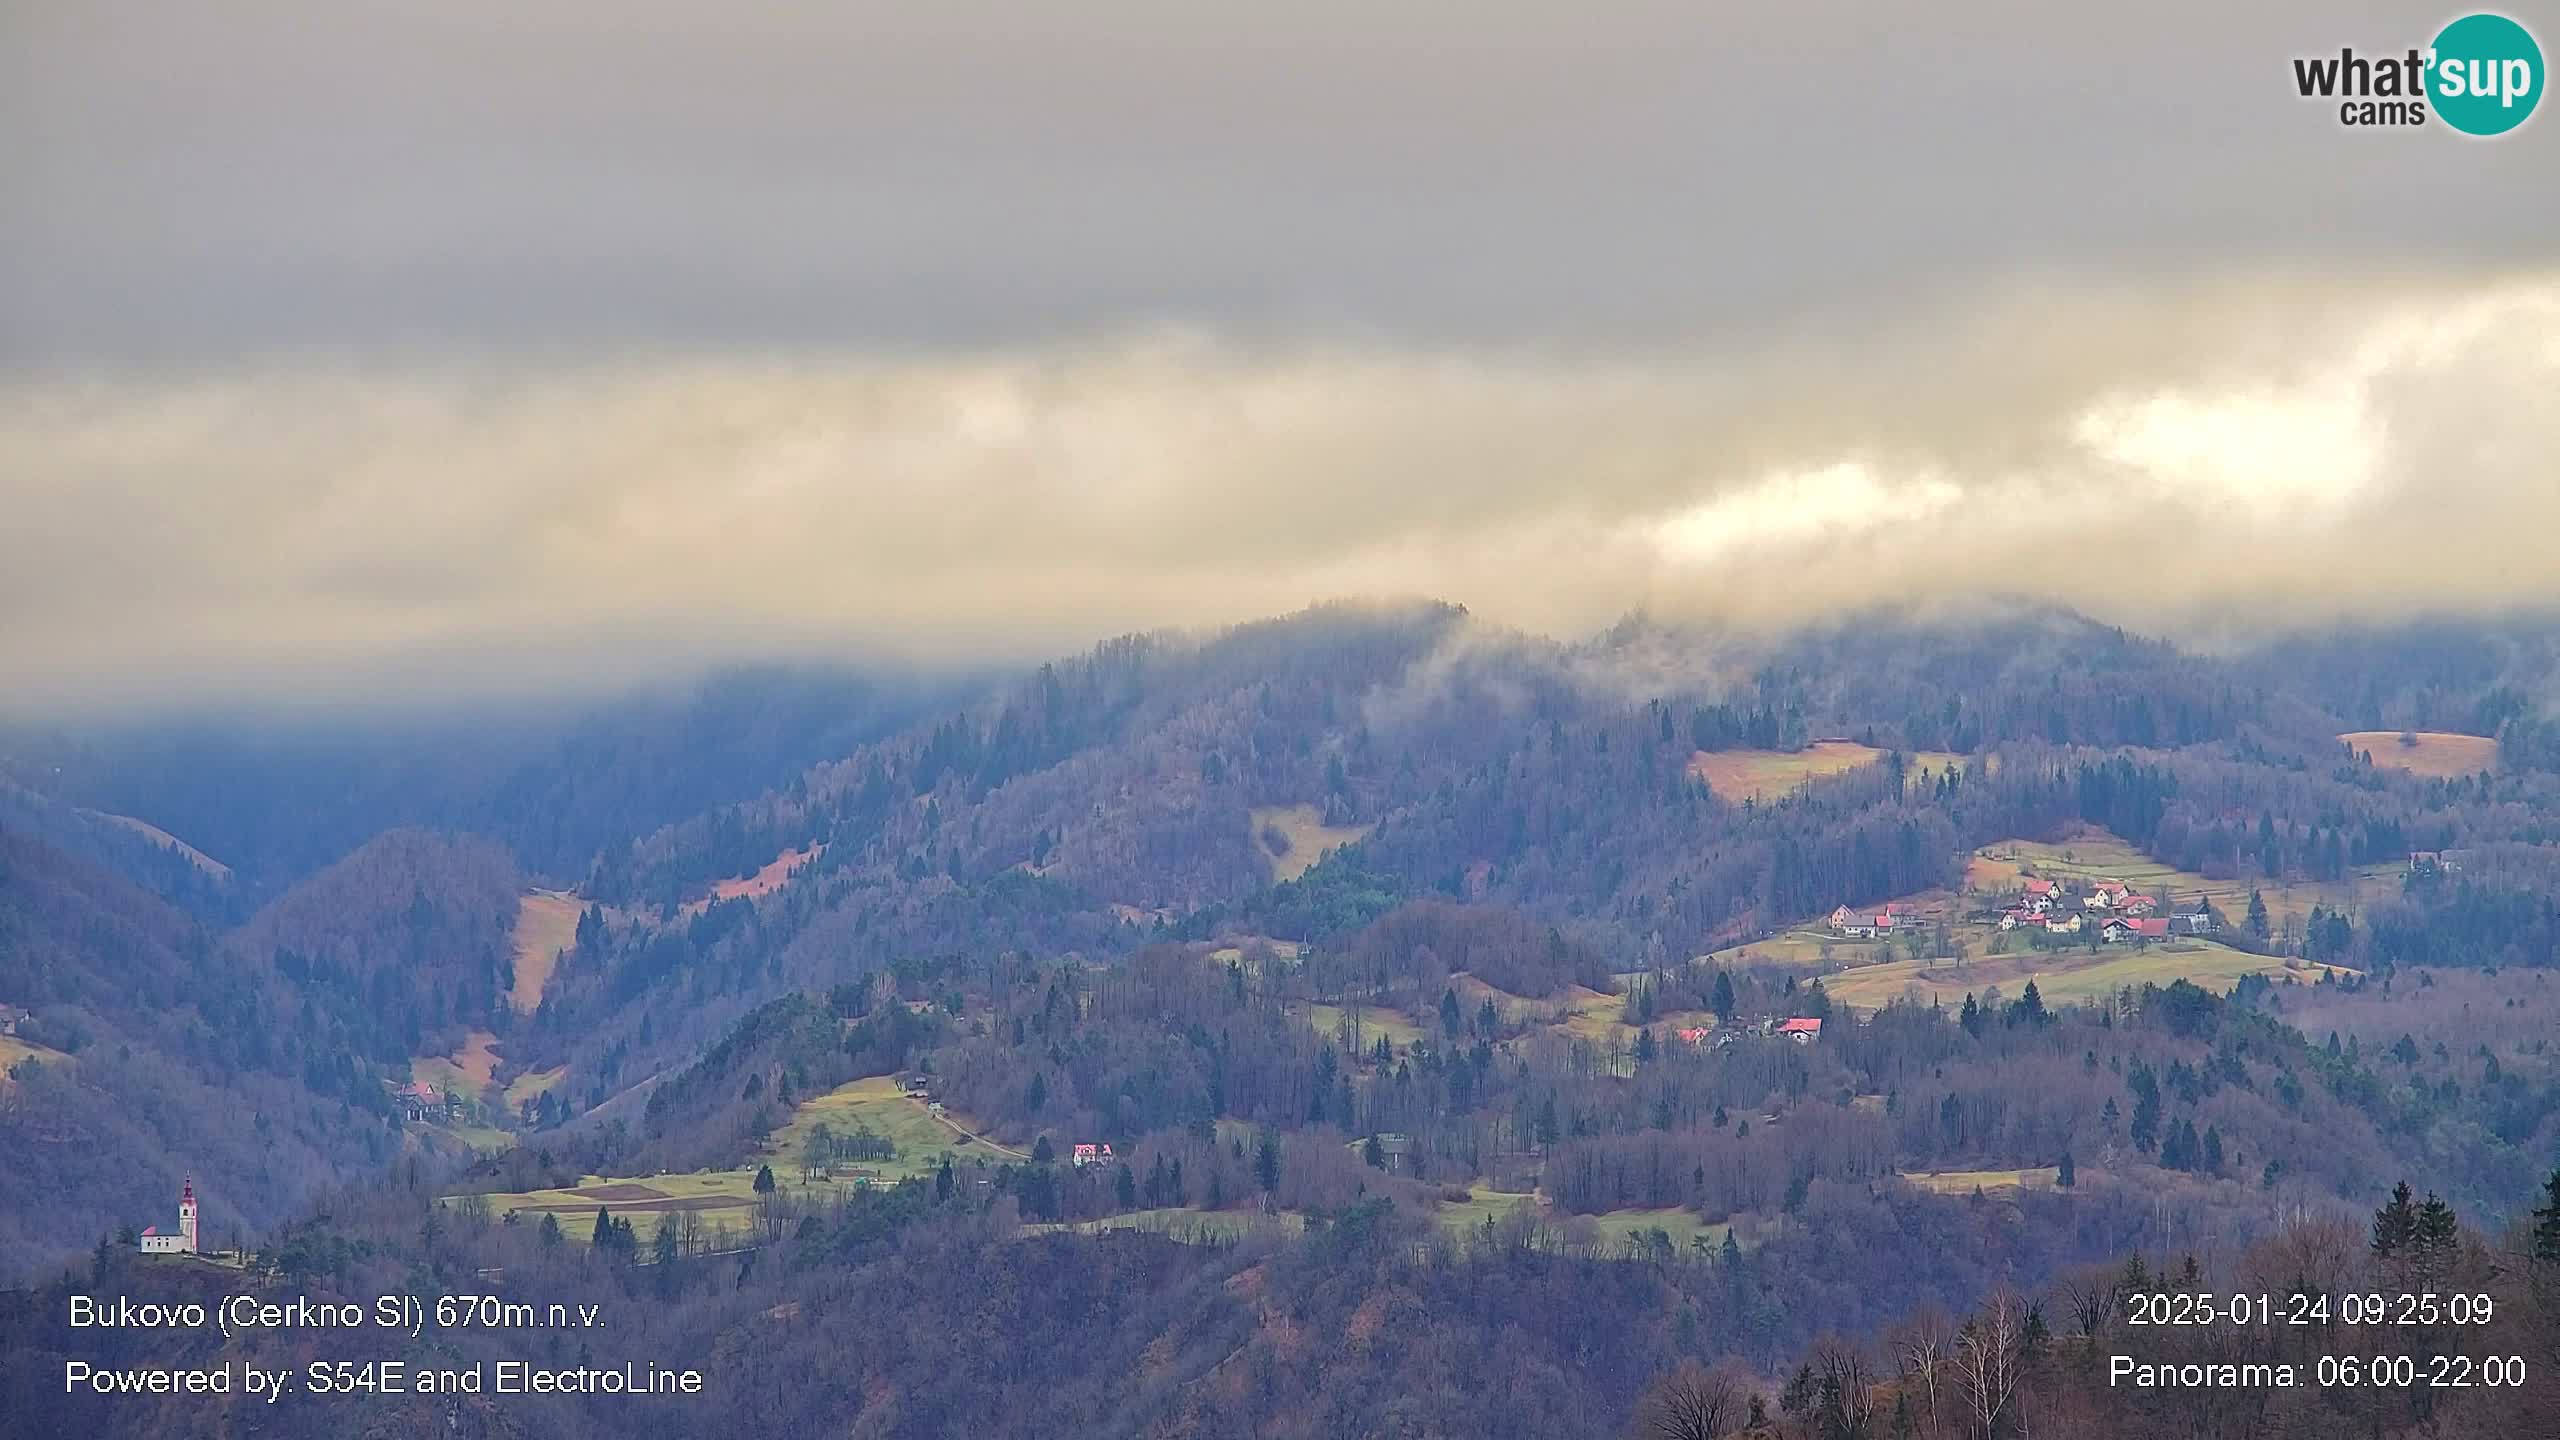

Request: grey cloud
left=5, top=2, right=2554, bottom=361
left=5, top=274, right=2557, bottom=711
left=5, top=3, right=2557, bottom=710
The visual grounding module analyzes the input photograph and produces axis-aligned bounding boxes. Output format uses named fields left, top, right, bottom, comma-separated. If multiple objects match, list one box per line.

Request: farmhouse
left=2101, top=917, right=2170, bottom=944
left=394, top=1080, right=452, bottom=1122
left=2045, top=913, right=2083, bottom=935
left=1070, top=1143, right=1115, bottom=1168
left=2116, top=892, right=2160, bottom=917
left=1777, top=1018, right=1823, bottom=1045
left=2173, top=907, right=2218, bottom=936
left=1676, top=1026, right=1712, bottom=1046
left=138, top=1179, right=199, bottom=1255
left=1830, top=901, right=1908, bottom=938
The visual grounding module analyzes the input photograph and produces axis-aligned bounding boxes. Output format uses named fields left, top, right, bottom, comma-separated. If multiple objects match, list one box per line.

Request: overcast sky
left=4, top=2, right=2556, bottom=709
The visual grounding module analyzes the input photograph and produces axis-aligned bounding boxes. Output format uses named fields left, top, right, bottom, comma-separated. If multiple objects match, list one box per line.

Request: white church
left=138, top=1178, right=199, bottom=1254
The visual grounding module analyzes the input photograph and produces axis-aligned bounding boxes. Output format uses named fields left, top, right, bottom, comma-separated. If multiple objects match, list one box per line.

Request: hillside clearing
left=2339, top=730, right=2499, bottom=778
left=414, top=1030, right=503, bottom=1097
left=1250, top=804, right=1373, bottom=883
left=509, top=890, right=582, bottom=1013
left=76, top=809, right=232, bottom=878
left=1688, top=743, right=1977, bottom=805
left=1298, top=1001, right=1425, bottom=1050
left=458, top=1076, right=1016, bottom=1248
left=1901, top=1167, right=2060, bottom=1194
left=766, top=1074, right=1022, bottom=1181
left=502, top=1065, right=567, bottom=1108
left=1, top=1033, right=71, bottom=1071
left=1822, top=939, right=2343, bottom=1012
left=1982, top=830, right=2397, bottom=937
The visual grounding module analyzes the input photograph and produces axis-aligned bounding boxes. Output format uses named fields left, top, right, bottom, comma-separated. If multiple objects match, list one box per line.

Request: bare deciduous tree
left=1953, top=1287, right=2026, bottom=1440
left=1631, top=1361, right=1749, bottom=1439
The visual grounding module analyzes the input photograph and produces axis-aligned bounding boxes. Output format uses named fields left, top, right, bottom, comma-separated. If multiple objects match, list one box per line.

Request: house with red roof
left=1777, top=1018, right=1823, bottom=1044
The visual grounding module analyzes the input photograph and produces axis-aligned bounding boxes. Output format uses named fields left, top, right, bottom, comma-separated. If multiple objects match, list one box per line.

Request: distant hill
left=0, top=829, right=395, bottom=1279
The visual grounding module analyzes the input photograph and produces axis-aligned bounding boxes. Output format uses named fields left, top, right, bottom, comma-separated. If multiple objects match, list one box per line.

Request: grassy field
left=1428, top=1188, right=1541, bottom=1234
left=413, top=1030, right=503, bottom=1098
left=0, top=1033, right=70, bottom=1071
left=1982, top=831, right=2396, bottom=937
left=1823, top=938, right=2340, bottom=1012
left=467, top=1171, right=768, bottom=1246
left=765, top=1074, right=1012, bottom=1183
left=502, top=1065, right=567, bottom=1109
left=1424, top=1189, right=1729, bottom=1253
left=1708, top=928, right=1896, bottom=968
left=1553, top=987, right=1715, bottom=1048
left=437, top=1123, right=518, bottom=1155
left=509, top=890, right=581, bottom=1013
left=1688, top=744, right=1976, bottom=804
left=1299, top=1001, right=1425, bottom=1050
left=1249, top=804, right=1374, bottom=883
left=458, top=1073, right=1019, bottom=1246
left=1582, top=1208, right=1729, bottom=1253
left=2339, top=731, right=2499, bottom=779
left=1900, top=1167, right=2060, bottom=1195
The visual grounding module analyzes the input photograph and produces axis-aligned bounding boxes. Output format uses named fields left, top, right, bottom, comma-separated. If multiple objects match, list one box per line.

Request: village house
left=1070, top=1143, right=1115, bottom=1168
left=1676, top=1026, right=1713, bottom=1046
left=2115, top=892, right=2160, bottom=916
left=2173, top=906, right=2218, bottom=936
left=393, top=1079, right=454, bottom=1123
left=2101, top=917, right=2170, bottom=944
left=1777, top=1018, right=1823, bottom=1045
left=1830, top=901, right=1908, bottom=939
left=2045, top=912, right=2083, bottom=936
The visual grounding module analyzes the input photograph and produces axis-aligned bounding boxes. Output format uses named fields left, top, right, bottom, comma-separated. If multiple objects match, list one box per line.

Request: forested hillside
left=11, top=603, right=2560, bottom=1438
left=0, top=833, right=399, bottom=1276
left=0, top=664, right=964, bottom=908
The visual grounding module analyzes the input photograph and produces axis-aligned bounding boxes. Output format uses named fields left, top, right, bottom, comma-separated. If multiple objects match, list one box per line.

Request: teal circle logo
left=2429, top=13, right=2544, bottom=135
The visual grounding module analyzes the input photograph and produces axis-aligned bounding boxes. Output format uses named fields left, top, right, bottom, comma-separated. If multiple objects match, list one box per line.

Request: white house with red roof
left=2045, top=912, right=2083, bottom=935
left=1777, top=1018, right=1823, bottom=1044
left=1070, top=1143, right=1115, bottom=1168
